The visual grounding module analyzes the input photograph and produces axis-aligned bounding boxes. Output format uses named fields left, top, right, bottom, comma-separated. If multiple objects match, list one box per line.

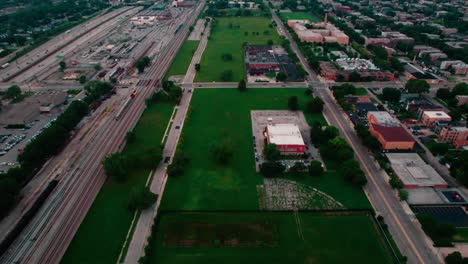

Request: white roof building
left=367, top=111, right=398, bottom=127
left=386, top=153, right=448, bottom=188
left=266, top=124, right=305, bottom=146
left=422, top=111, right=451, bottom=119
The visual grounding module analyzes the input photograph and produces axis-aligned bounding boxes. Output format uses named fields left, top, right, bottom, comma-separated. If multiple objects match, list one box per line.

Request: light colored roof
left=423, top=111, right=451, bottom=119
left=386, top=153, right=447, bottom=187
left=452, top=127, right=468, bottom=132
left=267, top=124, right=305, bottom=146
left=368, top=111, right=398, bottom=126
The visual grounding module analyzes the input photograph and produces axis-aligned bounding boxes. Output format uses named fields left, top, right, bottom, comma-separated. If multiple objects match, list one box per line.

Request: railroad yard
left=0, top=1, right=205, bottom=263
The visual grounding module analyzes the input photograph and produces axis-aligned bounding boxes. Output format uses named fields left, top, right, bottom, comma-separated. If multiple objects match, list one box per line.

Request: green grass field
left=194, top=17, right=281, bottom=82
left=160, top=89, right=370, bottom=211
left=454, top=228, right=468, bottom=243
left=61, top=102, right=175, bottom=264
left=149, top=211, right=394, bottom=263
left=165, top=40, right=199, bottom=79
left=279, top=12, right=321, bottom=22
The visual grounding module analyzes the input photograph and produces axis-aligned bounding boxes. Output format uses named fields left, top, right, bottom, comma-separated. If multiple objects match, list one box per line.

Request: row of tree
left=0, top=81, right=116, bottom=218
left=311, top=121, right=367, bottom=186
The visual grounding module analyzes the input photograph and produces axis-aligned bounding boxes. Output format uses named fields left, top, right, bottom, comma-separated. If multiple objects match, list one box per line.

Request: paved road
left=268, top=3, right=442, bottom=263
left=122, top=3, right=205, bottom=262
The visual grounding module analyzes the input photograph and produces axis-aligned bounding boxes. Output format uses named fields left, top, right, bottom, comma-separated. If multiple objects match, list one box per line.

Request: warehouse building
left=266, top=124, right=305, bottom=155
left=386, top=153, right=448, bottom=189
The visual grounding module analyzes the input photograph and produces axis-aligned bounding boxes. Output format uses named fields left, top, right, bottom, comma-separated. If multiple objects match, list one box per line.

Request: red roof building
left=369, top=123, right=415, bottom=150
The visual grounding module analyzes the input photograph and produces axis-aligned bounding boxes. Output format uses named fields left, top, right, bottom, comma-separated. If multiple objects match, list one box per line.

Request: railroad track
left=0, top=3, right=203, bottom=263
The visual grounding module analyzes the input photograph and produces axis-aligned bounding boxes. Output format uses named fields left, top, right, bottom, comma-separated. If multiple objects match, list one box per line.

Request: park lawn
left=355, top=87, right=368, bottom=95
left=149, top=211, right=394, bottom=264
left=194, top=17, right=281, bottom=82
left=160, top=88, right=369, bottom=211
left=453, top=228, right=468, bottom=243
left=61, top=102, right=175, bottom=264
left=280, top=12, right=320, bottom=22
left=164, top=40, right=199, bottom=79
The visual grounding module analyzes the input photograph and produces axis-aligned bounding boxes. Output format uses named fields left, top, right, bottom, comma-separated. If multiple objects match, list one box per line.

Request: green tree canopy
left=405, top=79, right=429, bottom=95
left=288, top=96, right=299, bottom=111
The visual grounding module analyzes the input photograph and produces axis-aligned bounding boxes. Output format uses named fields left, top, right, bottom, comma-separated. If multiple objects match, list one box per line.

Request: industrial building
left=266, top=124, right=305, bottom=155
left=386, top=153, right=448, bottom=189
left=244, top=45, right=298, bottom=81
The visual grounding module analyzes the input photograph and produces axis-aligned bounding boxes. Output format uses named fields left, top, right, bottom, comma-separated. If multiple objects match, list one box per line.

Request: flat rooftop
left=422, top=111, right=451, bottom=119
left=386, top=153, right=447, bottom=188
left=368, top=111, right=398, bottom=126
left=267, top=124, right=305, bottom=146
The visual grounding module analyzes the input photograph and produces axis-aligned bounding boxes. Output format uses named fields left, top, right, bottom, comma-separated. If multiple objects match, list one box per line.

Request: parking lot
left=0, top=107, right=63, bottom=173
left=250, top=110, right=322, bottom=171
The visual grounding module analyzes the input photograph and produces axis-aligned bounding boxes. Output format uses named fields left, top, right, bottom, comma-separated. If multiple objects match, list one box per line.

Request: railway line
left=1, top=6, right=140, bottom=84
left=0, top=2, right=203, bottom=263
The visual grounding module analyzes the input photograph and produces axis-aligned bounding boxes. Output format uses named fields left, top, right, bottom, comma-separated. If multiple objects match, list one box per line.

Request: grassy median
left=164, top=40, right=200, bottom=79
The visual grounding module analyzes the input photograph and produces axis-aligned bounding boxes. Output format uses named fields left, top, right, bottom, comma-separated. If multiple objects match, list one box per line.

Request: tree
left=276, top=72, right=287, bottom=82
left=126, top=131, right=136, bottom=143
left=103, top=153, right=128, bottom=182
left=79, top=75, right=87, bottom=84
left=309, top=160, right=324, bottom=176
left=238, top=79, right=246, bottom=92
left=221, top=53, right=233, bottom=61
left=6, top=85, right=21, bottom=99
left=382, top=87, right=401, bottom=102
left=405, top=79, right=429, bottom=95
left=209, top=138, right=234, bottom=165
left=167, top=155, right=190, bottom=177
left=348, top=71, right=361, bottom=82
left=451, top=83, right=468, bottom=96
left=135, top=56, right=151, bottom=73
left=436, top=88, right=452, bottom=100
left=341, top=159, right=367, bottom=186
left=220, top=70, right=233, bottom=81
left=195, top=63, right=201, bottom=71
left=323, top=126, right=339, bottom=140
left=259, top=162, right=285, bottom=177
left=306, top=97, right=324, bottom=113
left=288, top=96, right=299, bottom=111
left=94, top=63, right=102, bottom=71
left=445, top=252, right=465, bottom=264
left=59, top=61, right=66, bottom=72
left=127, top=186, right=157, bottom=210
left=267, top=39, right=273, bottom=45
left=263, top=143, right=281, bottom=161
left=398, top=189, right=408, bottom=201
left=289, top=162, right=307, bottom=175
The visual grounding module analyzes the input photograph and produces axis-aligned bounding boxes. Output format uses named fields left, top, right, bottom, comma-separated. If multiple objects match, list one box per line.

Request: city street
left=267, top=2, right=442, bottom=263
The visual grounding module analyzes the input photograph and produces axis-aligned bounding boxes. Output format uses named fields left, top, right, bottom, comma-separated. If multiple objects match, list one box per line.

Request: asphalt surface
left=268, top=3, right=442, bottom=263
